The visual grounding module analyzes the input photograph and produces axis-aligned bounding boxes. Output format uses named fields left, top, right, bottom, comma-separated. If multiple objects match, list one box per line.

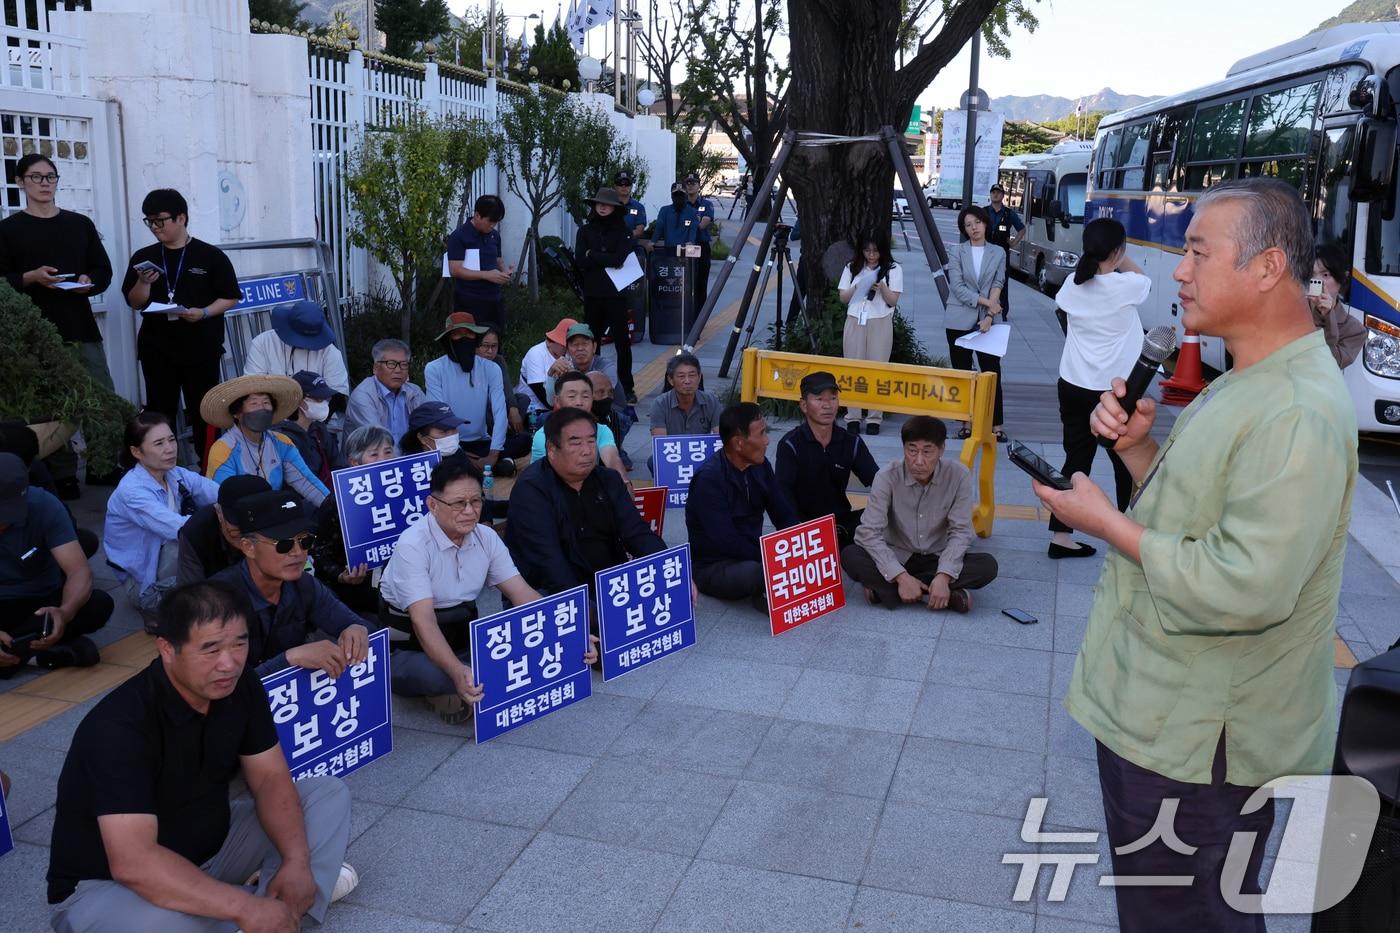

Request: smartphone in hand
left=1007, top=440, right=1073, bottom=491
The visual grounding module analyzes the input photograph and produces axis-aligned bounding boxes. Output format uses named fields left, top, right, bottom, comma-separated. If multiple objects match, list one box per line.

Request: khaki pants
left=842, top=313, right=894, bottom=425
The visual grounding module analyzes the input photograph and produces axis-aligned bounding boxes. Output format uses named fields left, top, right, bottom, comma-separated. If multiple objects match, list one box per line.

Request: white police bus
left=1087, top=23, right=1400, bottom=431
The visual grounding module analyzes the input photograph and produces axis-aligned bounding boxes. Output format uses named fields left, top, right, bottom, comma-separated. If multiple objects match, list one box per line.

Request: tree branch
left=895, top=0, right=1002, bottom=106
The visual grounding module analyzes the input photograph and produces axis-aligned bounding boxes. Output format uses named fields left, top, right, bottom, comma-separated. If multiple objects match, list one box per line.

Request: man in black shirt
left=176, top=474, right=270, bottom=585
left=0, top=154, right=114, bottom=493
left=507, top=407, right=666, bottom=597
left=775, top=371, right=880, bottom=547
left=123, top=188, right=242, bottom=470
left=47, top=580, right=355, bottom=931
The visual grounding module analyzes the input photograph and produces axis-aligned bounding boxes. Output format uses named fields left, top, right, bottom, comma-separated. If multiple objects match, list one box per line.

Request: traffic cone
left=1159, top=327, right=1208, bottom=406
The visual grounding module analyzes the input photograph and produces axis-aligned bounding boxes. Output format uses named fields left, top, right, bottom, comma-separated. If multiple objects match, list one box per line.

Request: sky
left=452, top=0, right=1349, bottom=111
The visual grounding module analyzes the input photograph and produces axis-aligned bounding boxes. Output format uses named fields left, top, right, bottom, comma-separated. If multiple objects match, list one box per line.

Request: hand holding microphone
left=1094, top=325, right=1175, bottom=450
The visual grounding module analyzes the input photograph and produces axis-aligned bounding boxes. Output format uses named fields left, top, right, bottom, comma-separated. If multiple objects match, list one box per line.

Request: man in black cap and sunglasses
left=212, top=489, right=368, bottom=678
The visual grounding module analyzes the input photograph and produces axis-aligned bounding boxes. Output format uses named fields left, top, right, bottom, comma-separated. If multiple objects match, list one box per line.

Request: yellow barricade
left=739, top=348, right=999, bottom=538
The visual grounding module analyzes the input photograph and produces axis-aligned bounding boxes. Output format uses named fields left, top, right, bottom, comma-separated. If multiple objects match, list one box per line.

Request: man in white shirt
left=243, top=300, right=350, bottom=395
left=514, top=318, right=576, bottom=425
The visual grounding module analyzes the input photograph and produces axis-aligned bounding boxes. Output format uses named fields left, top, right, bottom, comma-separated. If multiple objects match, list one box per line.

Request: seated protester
left=424, top=312, right=514, bottom=477
left=530, top=371, right=630, bottom=482
left=242, top=299, right=350, bottom=394
left=45, top=580, right=357, bottom=932
left=775, top=371, right=879, bottom=547
left=344, top=338, right=426, bottom=440
left=586, top=371, right=632, bottom=469
left=507, top=408, right=664, bottom=597
left=212, top=490, right=369, bottom=678
left=176, top=475, right=270, bottom=585
left=203, top=374, right=329, bottom=506
left=476, top=326, right=532, bottom=461
left=648, top=353, right=719, bottom=472
left=515, top=317, right=578, bottom=426
left=400, top=401, right=508, bottom=526
left=547, top=324, right=626, bottom=412
left=684, top=403, right=800, bottom=608
left=0, top=452, right=112, bottom=675
left=312, top=425, right=397, bottom=614
left=0, top=421, right=97, bottom=558
left=274, top=371, right=338, bottom=488
left=104, top=411, right=220, bottom=621
left=843, top=415, right=998, bottom=613
left=378, top=458, right=598, bottom=723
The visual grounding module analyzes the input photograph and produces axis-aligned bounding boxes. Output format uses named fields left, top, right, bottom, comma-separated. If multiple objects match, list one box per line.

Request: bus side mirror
left=1353, top=118, right=1397, bottom=201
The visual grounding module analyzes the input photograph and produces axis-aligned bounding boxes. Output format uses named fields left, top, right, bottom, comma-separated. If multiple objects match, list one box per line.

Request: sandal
left=956, top=426, right=972, bottom=440
left=993, top=430, right=1009, bottom=443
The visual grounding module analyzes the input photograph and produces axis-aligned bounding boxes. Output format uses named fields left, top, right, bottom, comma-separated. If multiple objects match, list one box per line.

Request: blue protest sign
left=651, top=434, right=723, bottom=507
left=471, top=586, right=592, bottom=743
left=230, top=273, right=309, bottom=316
left=262, top=629, right=393, bottom=781
left=332, top=450, right=439, bottom=569
left=594, top=544, right=695, bottom=682
left=0, top=779, right=12, bottom=860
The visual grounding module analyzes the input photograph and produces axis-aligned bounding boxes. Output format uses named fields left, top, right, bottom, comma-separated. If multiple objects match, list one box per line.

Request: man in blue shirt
left=424, top=312, right=509, bottom=473
left=614, top=170, right=647, bottom=239
left=653, top=182, right=699, bottom=249
left=446, top=195, right=513, bottom=334
left=0, top=453, right=111, bottom=675
left=345, top=338, right=426, bottom=441
left=683, top=172, right=717, bottom=312
left=986, top=183, right=1025, bottom=319
left=684, top=403, right=799, bottom=611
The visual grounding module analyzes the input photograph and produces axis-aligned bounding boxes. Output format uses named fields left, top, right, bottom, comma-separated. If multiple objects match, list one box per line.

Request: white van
left=997, top=141, right=1093, bottom=295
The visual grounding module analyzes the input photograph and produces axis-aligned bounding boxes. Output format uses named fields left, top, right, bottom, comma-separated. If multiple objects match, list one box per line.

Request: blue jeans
left=391, top=648, right=467, bottom=697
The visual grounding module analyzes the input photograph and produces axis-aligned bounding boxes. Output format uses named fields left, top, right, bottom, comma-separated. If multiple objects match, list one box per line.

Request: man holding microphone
left=1032, top=178, right=1357, bottom=930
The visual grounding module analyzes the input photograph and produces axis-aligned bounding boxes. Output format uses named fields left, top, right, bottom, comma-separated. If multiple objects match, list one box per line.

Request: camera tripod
left=726, top=217, right=815, bottom=369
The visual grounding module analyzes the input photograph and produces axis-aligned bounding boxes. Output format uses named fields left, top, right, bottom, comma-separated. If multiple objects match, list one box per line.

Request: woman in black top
left=574, top=187, right=636, bottom=402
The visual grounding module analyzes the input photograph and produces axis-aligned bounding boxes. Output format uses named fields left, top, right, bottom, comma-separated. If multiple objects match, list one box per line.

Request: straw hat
left=199, top=374, right=303, bottom=430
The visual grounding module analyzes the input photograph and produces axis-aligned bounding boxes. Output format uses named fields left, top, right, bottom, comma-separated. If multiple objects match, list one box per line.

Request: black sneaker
left=55, top=477, right=81, bottom=501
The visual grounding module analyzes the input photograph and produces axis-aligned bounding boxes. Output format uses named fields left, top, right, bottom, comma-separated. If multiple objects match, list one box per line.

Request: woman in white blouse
left=1047, top=217, right=1148, bottom=559
left=837, top=235, right=902, bottom=435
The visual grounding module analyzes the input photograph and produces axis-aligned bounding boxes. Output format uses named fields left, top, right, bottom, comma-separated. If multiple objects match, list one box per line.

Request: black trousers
left=946, top=328, right=1005, bottom=426
left=0, top=587, right=113, bottom=662
left=585, top=294, right=634, bottom=394
left=1051, top=378, right=1134, bottom=534
left=471, top=296, right=507, bottom=335
left=840, top=545, right=998, bottom=607
left=693, top=559, right=764, bottom=601
left=141, top=352, right=222, bottom=470
left=693, top=243, right=712, bottom=317
left=1097, top=735, right=1271, bottom=933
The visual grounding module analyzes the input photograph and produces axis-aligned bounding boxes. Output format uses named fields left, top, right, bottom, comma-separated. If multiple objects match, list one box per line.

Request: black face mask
left=449, top=339, right=478, bottom=373
left=592, top=399, right=613, bottom=421
left=240, top=409, right=274, bottom=433
left=671, top=191, right=686, bottom=208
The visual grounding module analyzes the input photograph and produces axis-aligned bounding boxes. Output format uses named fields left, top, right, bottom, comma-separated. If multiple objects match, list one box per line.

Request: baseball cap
left=565, top=323, right=596, bottom=343
left=436, top=311, right=490, bottom=342
left=989, top=183, right=1005, bottom=193
left=683, top=172, right=700, bottom=184
left=230, top=489, right=313, bottom=540
left=291, top=370, right=335, bottom=401
left=799, top=371, right=839, bottom=397
left=0, top=451, right=29, bottom=524
left=217, top=475, right=272, bottom=513
left=613, top=170, right=635, bottom=186
left=408, top=401, right=465, bottom=433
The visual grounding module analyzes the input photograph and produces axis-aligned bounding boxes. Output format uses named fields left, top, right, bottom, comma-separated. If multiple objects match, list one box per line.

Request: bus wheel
left=1036, top=258, right=1052, bottom=295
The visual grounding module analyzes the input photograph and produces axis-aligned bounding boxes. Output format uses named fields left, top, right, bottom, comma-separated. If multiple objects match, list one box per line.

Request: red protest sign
left=760, top=514, right=844, bottom=636
left=633, top=486, right=667, bottom=536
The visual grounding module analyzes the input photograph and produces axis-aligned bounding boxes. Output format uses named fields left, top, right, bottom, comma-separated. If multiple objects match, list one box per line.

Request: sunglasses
left=266, top=533, right=316, bottom=554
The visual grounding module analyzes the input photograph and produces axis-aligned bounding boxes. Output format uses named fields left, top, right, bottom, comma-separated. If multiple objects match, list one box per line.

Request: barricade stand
left=740, top=348, right=998, bottom=537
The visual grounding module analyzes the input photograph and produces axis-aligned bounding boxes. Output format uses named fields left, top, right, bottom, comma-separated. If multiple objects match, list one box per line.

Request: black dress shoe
left=55, top=477, right=81, bottom=501
left=865, top=423, right=880, bottom=436
left=1048, top=542, right=1097, bottom=559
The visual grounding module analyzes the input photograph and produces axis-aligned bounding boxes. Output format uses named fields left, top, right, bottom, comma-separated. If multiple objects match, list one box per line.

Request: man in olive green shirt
left=1033, top=179, right=1356, bottom=930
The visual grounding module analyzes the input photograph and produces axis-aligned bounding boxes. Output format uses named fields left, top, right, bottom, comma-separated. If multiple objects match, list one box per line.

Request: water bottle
left=482, top=464, right=494, bottom=493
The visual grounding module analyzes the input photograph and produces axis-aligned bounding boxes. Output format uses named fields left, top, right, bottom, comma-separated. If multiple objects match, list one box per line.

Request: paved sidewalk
left=0, top=216, right=1395, bottom=931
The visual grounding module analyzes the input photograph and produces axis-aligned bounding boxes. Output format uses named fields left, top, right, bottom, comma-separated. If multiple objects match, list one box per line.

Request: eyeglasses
left=375, top=359, right=410, bottom=371
left=22, top=172, right=59, bottom=185
left=266, top=533, right=316, bottom=554
left=431, top=494, right=484, bottom=513
left=478, top=342, right=499, bottom=352
left=143, top=215, right=176, bottom=229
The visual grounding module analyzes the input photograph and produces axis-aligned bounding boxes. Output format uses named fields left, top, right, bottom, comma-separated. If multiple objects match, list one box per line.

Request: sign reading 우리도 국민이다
left=470, top=586, right=593, bottom=743
left=262, top=629, right=393, bottom=781
left=332, top=450, right=440, bottom=570
left=760, top=515, right=845, bottom=636
left=595, top=544, right=695, bottom=681
left=652, top=434, right=723, bottom=507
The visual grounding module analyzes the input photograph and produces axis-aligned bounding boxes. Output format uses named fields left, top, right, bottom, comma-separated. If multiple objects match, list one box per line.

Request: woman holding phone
left=1309, top=243, right=1365, bottom=370
left=837, top=234, right=902, bottom=435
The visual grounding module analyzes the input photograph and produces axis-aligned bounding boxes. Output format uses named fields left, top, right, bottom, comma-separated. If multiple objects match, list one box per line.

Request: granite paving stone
left=401, top=742, right=594, bottom=829
left=652, top=652, right=804, bottom=716
left=846, top=886, right=1037, bottom=933
left=807, top=625, right=938, bottom=681
left=742, top=719, right=904, bottom=799
left=925, top=640, right=1053, bottom=698
left=603, top=700, right=773, bottom=777
left=888, top=736, right=1045, bottom=820
left=778, top=668, right=921, bottom=734
left=656, top=859, right=858, bottom=932
left=910, top=683, right=1050, bottom=754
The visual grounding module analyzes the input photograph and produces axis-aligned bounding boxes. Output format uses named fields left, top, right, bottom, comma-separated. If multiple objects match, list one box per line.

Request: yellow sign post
left=739, top=348, right=998, bottom=537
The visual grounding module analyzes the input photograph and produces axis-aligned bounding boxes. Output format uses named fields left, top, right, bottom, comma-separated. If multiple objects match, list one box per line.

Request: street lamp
left=579, top=55, right=602, bottom=92
left=638, top=87, right=656, bottom=111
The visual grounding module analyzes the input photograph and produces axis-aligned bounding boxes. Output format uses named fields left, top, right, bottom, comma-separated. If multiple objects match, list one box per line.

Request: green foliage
left=977, top=0, right=1042, bottom=60
left=1042, top=110, right=1106, bottom=139
left=1318, top=0, right=1400, bottom=30
left=436, top=6, right=525, bottom=75
left=345, top=110, right=495, bottom=349
left=0, top=284, right=135, bottom=473
left=376, top=0, right=451, bottom=60
left=674, top=132, right=726, bottom=190
left=528, top=21, right=580, bottom=90
left=562, top=110, right=648, bottom=224
left=1001, top=120, right=1060, bottom=156
left=710, top=223, right=730, bottom=261
left=249, top=0, right=309, bottom=29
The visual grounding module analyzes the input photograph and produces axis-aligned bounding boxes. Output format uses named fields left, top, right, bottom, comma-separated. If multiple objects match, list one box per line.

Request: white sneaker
left=331, top=862, right=359, bottom=903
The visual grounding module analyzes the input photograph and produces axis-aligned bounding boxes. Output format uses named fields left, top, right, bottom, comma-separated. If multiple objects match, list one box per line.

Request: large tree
left=784, top=0, right=1038, bottom=298
left=376, top=0, right=451, bottom=60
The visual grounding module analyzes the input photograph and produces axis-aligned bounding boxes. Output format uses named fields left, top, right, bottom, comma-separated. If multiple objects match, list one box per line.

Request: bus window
left=1151, top=107, right=1194, bottom=192
left=1150, top=157, right=1172, bottom=191
left=1316, top=125, right=1356, bottom=249
left=1185, top=163, right=1236, bottom=189
left=1366, top=149, right=1400, bottom=276
left=1239, top=158, right=1308, bottom=191
left=1060, top=173, right=1087, bottom=221
left=1244, top=82, right=1320, bottom=158
left=1319, top=64, right=1371, bottom=115
left=1028, top=169, right=1053, bottom=217
left=1115, top=122, right=1151, bottom=189
left=1189, top=98, right=1246, bottom=163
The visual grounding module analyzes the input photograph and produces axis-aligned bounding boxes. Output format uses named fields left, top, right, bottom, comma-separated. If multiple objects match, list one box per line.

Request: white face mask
left=303, top=399, right=331, bottom=423
left=434, top=433, right=461, bottom=457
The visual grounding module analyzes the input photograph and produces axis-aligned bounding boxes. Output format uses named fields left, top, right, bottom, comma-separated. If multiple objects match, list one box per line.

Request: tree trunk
left=399, top=253, right=415, bottom=351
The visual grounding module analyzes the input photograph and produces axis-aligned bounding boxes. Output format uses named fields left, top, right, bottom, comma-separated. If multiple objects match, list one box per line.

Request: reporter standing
left=1309, top=243, right=1366, bottom=369
left=836, top=235, right=902, bottom=436
left=1046, top=218, right=1146, bottom=559
left=945, top=207, right=1006, bottom=440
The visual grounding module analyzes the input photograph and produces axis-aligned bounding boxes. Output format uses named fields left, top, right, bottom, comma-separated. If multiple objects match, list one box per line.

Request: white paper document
left=606, top=252, right=644, bottom=291
left=441, top=249, right=481, bottom=277
left=52, top=281, right=90, bottom=291
left=140, top=302, right=183, bottom=315
left=953, top=323, right=1011, bottom=358
left=441, top=253, right=451, bottom=278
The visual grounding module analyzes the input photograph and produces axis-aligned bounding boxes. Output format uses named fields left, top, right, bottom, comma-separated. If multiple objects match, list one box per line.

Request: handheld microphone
left=1096, top=325, right=1176, bottom=449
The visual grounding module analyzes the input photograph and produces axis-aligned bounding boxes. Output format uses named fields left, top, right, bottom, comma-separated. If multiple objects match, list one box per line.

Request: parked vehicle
left=997, top=141, right=1092, bottom=296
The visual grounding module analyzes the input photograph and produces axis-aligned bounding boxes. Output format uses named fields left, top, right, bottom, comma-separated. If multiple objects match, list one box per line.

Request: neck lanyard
left=161, top=243, right=187, bottom=302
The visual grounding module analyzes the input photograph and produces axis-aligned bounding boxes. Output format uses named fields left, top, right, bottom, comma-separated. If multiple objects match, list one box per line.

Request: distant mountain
left=1317, top=0, right=1400, bottom=30
left=989, top=88, right=1159, bottom=123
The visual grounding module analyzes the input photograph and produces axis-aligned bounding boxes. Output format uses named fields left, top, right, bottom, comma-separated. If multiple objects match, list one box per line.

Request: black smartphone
left=1002, top=608, right=1039, bottom=625
left=8, top=611, right=54, bottom=652
left=1007, top=440, right=1073, bottom=491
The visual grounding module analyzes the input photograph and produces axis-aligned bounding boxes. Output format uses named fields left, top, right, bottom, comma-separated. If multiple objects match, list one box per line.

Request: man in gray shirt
left=648, top=353, right=718, bottom=473
left=842, top=416, right=998, bottom=612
